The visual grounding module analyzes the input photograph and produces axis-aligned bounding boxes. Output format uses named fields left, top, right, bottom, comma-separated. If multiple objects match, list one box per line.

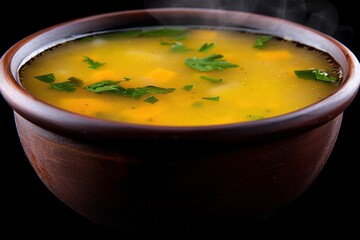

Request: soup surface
left=20, top=27, right=341, bottom=126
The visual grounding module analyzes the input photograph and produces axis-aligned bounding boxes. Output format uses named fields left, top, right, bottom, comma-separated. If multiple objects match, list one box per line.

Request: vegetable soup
left=19, top=27, right=341, bottom=126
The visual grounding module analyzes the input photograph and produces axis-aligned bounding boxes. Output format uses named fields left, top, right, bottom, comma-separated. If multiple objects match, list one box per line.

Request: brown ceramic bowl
left=0, top=8, right=359, bottom=230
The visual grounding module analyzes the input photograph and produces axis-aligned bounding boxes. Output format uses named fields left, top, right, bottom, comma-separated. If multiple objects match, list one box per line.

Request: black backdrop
left=1, top=0, right=359, bottom=237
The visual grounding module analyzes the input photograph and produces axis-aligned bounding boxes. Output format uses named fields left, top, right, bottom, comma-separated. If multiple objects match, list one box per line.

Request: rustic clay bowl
left=0, top=8, right=359, bottom=230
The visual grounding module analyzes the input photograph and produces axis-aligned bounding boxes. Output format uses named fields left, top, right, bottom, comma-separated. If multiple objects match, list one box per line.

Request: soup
left=19, top=27, right=341, bottom=126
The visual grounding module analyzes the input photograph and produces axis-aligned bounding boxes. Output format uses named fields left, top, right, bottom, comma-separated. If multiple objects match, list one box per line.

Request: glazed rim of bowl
left=1, top=8, right=359, bottom=142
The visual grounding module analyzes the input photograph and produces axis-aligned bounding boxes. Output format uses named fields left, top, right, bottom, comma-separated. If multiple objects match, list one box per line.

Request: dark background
left=1, top=0, right=359, bottom=237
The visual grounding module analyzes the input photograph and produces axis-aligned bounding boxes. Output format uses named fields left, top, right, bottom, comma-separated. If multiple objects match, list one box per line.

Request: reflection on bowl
left=0, top=8, right=359, bottom=231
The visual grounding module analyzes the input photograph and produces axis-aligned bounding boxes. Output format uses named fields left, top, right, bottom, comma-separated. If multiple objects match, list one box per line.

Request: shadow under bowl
left=0, top=8, right=359, bottom=230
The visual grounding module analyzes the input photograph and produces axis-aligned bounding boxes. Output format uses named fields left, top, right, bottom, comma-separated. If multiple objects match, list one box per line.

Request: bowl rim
left=1, top=7, right=360, bottom=141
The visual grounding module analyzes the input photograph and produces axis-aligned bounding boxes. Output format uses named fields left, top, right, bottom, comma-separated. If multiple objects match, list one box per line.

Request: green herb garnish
left=160, top=41, right=172, bottom=46
left=116, top=86, right=175, bottom=99
left=199, top=43, right=215, bottom=52
left=124, top=88, right=147, bottom=99
left=202, top=96, right=220, bottom=101
left=50, top=81, right=79, bottom=92
left=136, top=85, right=175, bottom=94
left=84, top=80, right=121, bottom=93
left=119, top=28, right=188, bottom=38
left=144, top=96, right=159, bottom=104
left=84, top=80, right=175, bottom=99
left=67, top=77, right=83, bottom=86
left=200, top=75, right=223, bottom=83
left=294, top=69, right=337, bottom=83
left=161, top=41, right=191, bottom=52
left=34, top=73, right=56, bottom=83
left=183, top=84, right=194, bottom=91
left=185, top=54, right=239, bottom=72
left=174, top=34, right=189, bottom=41
left=171, top=41, right=192, bottom=52
left=33, top=74, right=82, bottom=92
left=254, top=35, right=274, bottom=49
left=83, top=56, right=105, bottom=69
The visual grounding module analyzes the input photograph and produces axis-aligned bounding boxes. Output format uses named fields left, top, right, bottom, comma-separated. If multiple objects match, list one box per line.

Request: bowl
left=1, top=8, right=359, bottom=230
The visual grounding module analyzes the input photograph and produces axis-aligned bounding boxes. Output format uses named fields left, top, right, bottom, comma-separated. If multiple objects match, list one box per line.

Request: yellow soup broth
left=19, top=27, right=341, bottom=126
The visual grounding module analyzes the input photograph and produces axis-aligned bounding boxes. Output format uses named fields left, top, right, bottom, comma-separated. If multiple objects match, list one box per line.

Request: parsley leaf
left=202, top=96, right=220, bottom=101
left=185, top=54, right=239, bottom=72
left=160, top=41, right=172, bottom=46
left=84, top=80, right=121, bottom=93
left=34, top=73, right=56, bottom=83
left=161, top=41, right=191, bottom=52
left=144, top=96, right=159, bottom=104
left=199, top=43, right=215, bottom=52
left=34, top=74, right=83, bottom=92
left=67, top=77, right=83, bottom=86
left=115, top=86, right=175, bottom=99
left=294, top=69, right=337, bottom=83
left=121, top=88, right=146, bottom=99
left=254, top=35, right=274, bottom=49
left=171, top=41, right=192, bottom=52
left=50, top=77, right=82, bottom=92
left=174, top=34, right=188, bottom=41
left=119, top=28, right=188, bottom=38
left=84, top=81, right=175, bottom=99
left=135, top=85, right=175, bottom=95
left=200, top=75, right=223, bottom=83
left=50, top=81, right=78, bottom=92
left=183, top=84, right=194, bottom=91
left=83, top=56, right=105, bottom=69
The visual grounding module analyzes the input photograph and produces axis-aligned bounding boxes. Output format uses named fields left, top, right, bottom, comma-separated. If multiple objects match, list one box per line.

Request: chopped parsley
left=202, top=96, right=220, bottom=101
left=174, top=34, right=189, bottom=41
left=160, top=41, right=172, bottom=46
left=34, top=74, right=82, bottom=92
left=67, top=77, right=83, bottom=86
left=183, top=84, right=194, bottom=91
left=84, top=80, right=121, bottom=93
left=161, top=41, right=191, bottom=52
left=34, top=73, right=56, bottom=83
left=144, top=96, right=159, bottom=104
left=50, top=80, right=79, bottom=92
left=171, top=41, right=192, bottom=52
left=199, top=43, right=215, bottom=52
left=185, top=54, right=239, bottom=72
left=294, top=69, right=337, bottom=83
left=254, top=35, right=274, bottom=49
left=136, top=85, right=176, bottom=95
left=84, top=80, right=175, bottom=99
left=118, top=27, right=188, bottom=38
left=83, top=56, right=105, bottom=69
left=200, top=75, right=223, bottom=83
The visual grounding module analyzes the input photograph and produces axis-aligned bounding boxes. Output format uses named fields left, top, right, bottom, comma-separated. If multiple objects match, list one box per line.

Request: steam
left=143, top=0, right=350, bottom=39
